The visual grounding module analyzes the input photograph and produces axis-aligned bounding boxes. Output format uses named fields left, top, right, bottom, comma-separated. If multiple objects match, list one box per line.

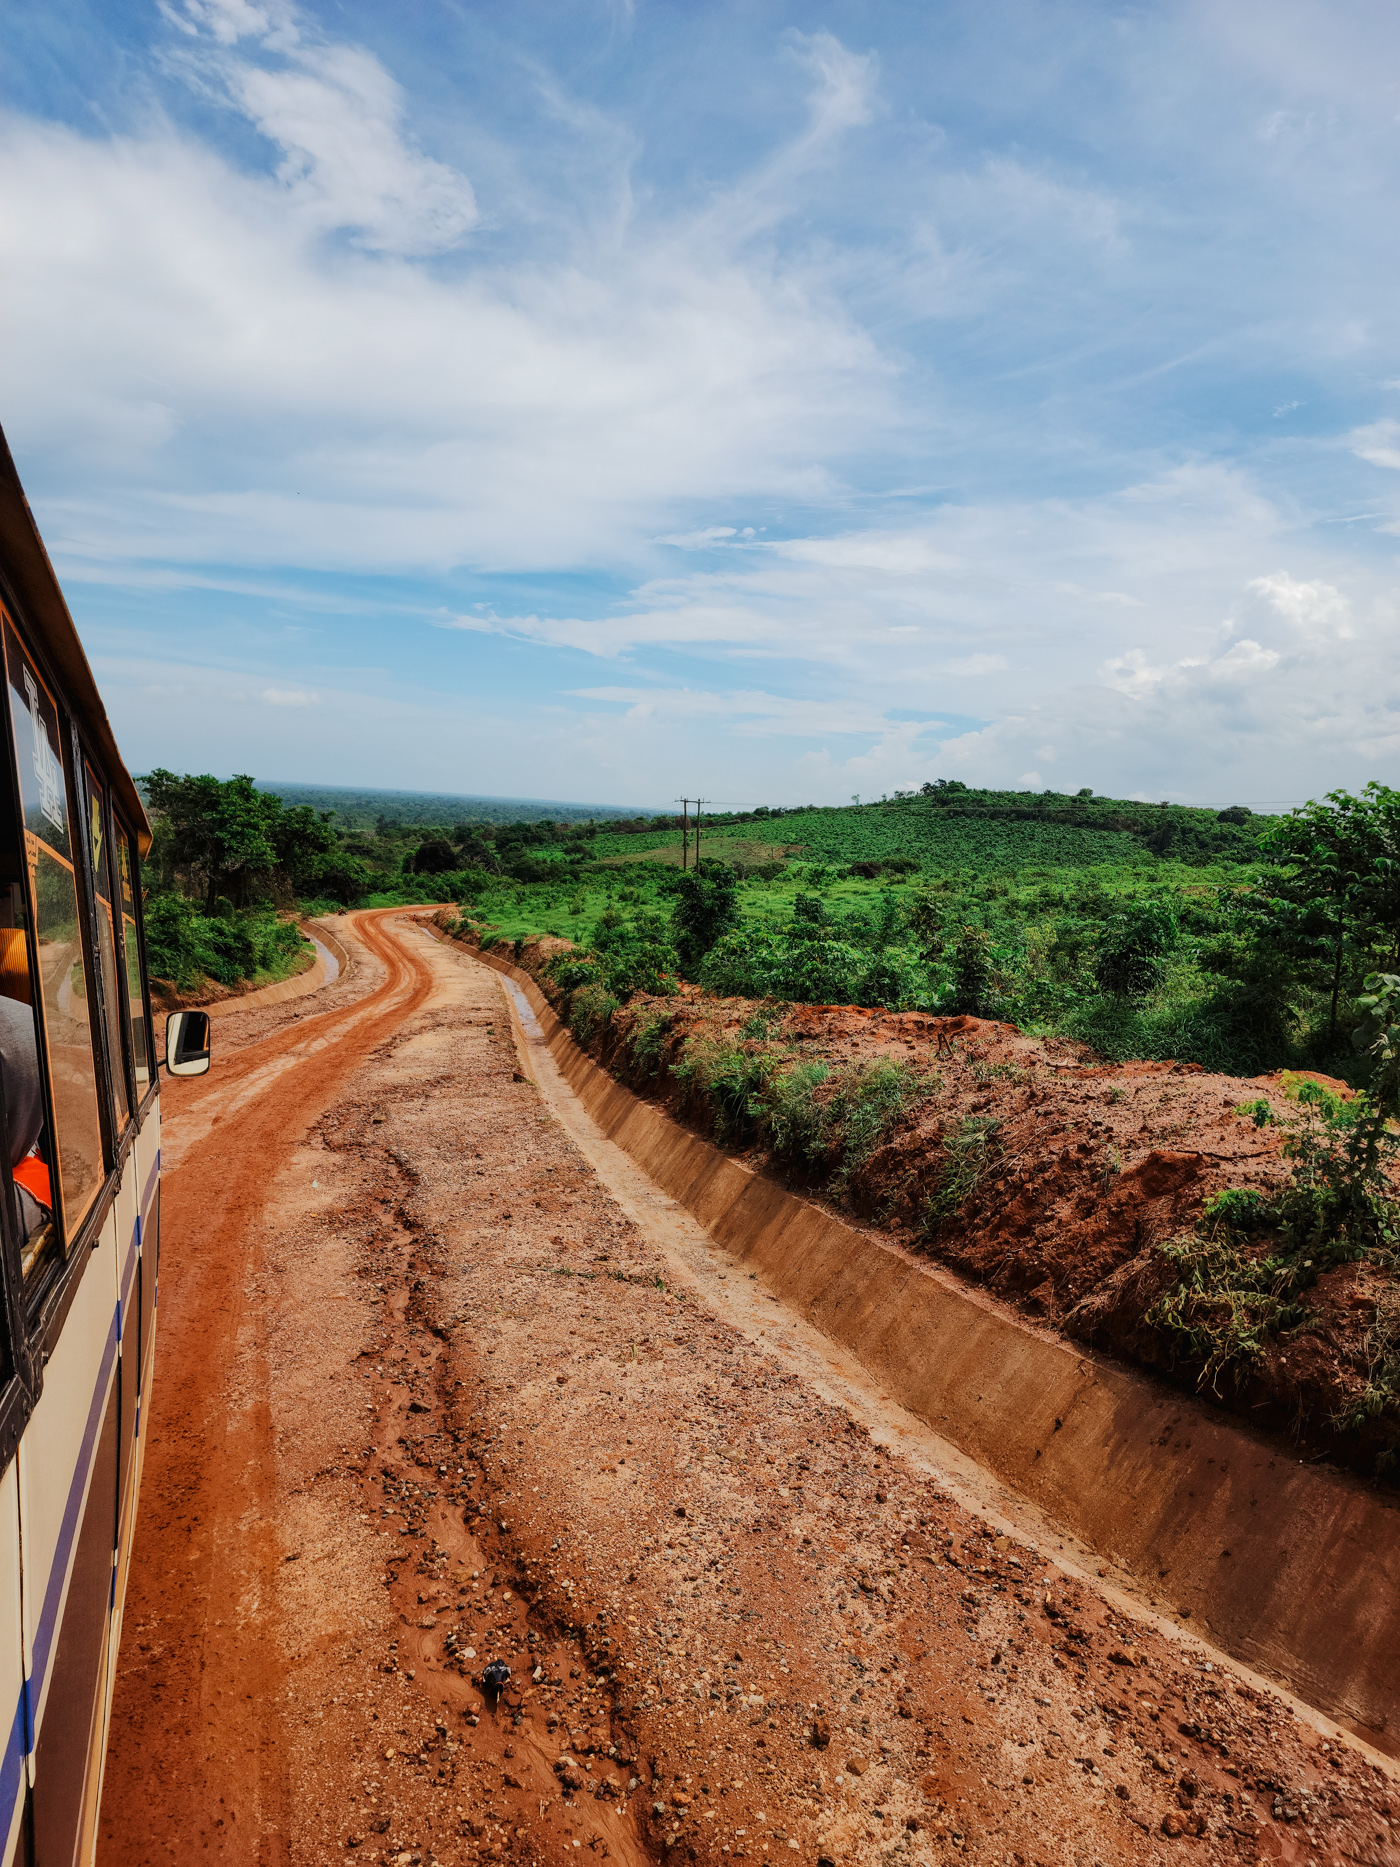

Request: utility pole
left=674, top=798, right=709, bottom=870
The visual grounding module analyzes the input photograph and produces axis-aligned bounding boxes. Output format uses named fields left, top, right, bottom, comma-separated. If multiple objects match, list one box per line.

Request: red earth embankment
left=457, top=920, right=1397, bottom=1485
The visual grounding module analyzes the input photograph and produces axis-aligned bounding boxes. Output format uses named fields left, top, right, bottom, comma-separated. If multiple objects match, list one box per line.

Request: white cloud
left=936, top=653, right=1008, bottom=676
left=261, top=686, right=317, bottom=705
left=1347, top=419, right=1400, bottom=472
left=161, top=0, right=477, bottom=255
left=655, top=527, right=738, bottom=549
left=568, top=684, right=944, bottom=740
left=0, top=9, right=890, bottom=574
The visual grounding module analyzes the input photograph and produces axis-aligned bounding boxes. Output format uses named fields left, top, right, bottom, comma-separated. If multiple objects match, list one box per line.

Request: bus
left=0, top=425, right=202, bottom=1865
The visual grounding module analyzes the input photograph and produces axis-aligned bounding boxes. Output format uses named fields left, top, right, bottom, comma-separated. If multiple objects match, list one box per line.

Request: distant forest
left=251, top=781, right=656, bottom=829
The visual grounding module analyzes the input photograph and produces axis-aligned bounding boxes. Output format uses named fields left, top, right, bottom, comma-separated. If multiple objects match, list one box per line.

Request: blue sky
left=5, top=0, right=1400, bottom=808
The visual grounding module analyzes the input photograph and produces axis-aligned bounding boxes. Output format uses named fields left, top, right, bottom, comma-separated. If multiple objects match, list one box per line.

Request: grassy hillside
left=587, top=787, right=1269, bottom=872
left=270, top=778, right=1395, bottom=1081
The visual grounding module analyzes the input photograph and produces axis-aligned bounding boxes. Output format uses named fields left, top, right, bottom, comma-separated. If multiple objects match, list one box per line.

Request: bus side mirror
left=165, top=1009, right=212, bottom=1077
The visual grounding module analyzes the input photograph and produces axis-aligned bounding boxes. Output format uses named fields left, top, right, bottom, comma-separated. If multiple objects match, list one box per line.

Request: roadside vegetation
left=140, top=772, right=1400, bottom=1085
left=138, top=769, right=344, bottom=994
left=429, top=780, right=1400, bottom=1088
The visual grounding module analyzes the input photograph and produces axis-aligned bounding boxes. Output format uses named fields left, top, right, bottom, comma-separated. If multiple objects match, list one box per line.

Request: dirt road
left=99, top=912, right=1399, bottom=1867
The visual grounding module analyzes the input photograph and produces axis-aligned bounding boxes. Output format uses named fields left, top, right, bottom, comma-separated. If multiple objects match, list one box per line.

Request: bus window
left=0, top=994, right=55, bottom=1279
left=84, top=766, right=129, bottom=1130
left=115, top=829, right=152, bottom=1093
left=0, top=794, right=56, bottom=1281
left=3, top=619, right=104, bottom=1245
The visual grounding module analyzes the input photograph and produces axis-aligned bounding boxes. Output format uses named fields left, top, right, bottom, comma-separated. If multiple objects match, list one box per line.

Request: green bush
left=671, top=863, right=741, bottom=976
left=762, top=1060, right=833, bottom=1161
left=670, top=1032, right=777, bottom=1143
left=568, top=982, right=620, bottom=1046
left=1093, top=902, right=1178, bottom=998
left=144, top=894, right=306, bottom=991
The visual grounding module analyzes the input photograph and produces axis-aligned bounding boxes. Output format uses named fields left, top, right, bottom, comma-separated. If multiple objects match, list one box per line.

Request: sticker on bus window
left=89, top=792, right=104, bottom=879
left=23, top=666, right=65, bottom=838
left=5, top=619, right=71, bottom=861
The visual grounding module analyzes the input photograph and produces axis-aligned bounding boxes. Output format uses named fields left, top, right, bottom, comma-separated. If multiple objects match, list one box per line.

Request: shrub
left=1146, top=992, right=1400, bottom=1409
left=569, top=982, right=619, bottom=1046
left=827, top=1058, right=934, bottom=1172
left=857, top=950, right=926, bottom=1011
left=144, top=894, right=305, bottom=991
left=670, top=1031, right=777, bottom=1143
left=626, top=1007, right=673, bottom=1077
left=949, top=926, right=993, bottom=1015
left=1093, top=902, right=1178, bottom=999
left=671, top=863, right=741, bottom=975
left=763, top=1060, right=833, bottom=1162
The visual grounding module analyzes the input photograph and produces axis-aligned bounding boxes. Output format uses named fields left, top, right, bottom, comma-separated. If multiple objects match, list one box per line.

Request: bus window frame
left=78, top=750, right=135, bottom=1152
left=102, top=791, right=140, bottom=1128
left=115, top=814, right=158, bottom=1125
left=0, top=601, right=141, bottom=1362
left=63, top=718, right=121, bottom=1183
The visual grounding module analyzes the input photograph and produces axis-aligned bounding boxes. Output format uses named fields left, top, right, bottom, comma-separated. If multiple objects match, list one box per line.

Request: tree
left=1093, top=902, right=1178, bottom=1000
left=906, top=886, right=948, bottom=964
left=142, top=771, right=338, bottom=908
left=671, top=861, right=741, bottom=976
left=950, top=926, right=992, bottom=1015
left=411, top=838, right=459, bottom=875
left=1246, top=785, right=1400, bottom=1039
left=302, top=849, right=371, bottom=905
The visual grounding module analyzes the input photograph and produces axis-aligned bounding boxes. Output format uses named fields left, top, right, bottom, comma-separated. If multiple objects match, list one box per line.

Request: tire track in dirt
left=99, top=909, right=441, bottom=1865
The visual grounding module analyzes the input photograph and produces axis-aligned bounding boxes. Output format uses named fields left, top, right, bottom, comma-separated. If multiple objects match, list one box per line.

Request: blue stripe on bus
left=26, top=1314, right=119, bottom=1744
left=0, top=1684, right=25, bottom=1846
left=118, top=1214, right=139, bottom=1341
left=140, top=1148, right=159, bottom=1221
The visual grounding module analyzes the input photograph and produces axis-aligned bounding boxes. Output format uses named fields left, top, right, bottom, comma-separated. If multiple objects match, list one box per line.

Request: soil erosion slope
left=100, top=914, right=1399, bottom=1866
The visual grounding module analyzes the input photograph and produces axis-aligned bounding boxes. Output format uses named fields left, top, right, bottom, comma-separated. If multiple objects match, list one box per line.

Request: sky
left=5, top=0, right=1400, bottom=810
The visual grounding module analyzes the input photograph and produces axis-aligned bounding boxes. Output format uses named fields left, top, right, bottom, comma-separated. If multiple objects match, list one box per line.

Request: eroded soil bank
left=101, top=914, right=1399, bottom=1867
left=458, top=925, right=1400, bottom=1484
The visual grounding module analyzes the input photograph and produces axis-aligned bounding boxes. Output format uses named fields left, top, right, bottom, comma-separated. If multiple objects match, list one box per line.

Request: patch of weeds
left=569, top=982, right=620, bottom=1046
left=1333, top=1288, right=1400, bottom=1436
left=827, top=1058, right=940, bottom=1176
left=762, top=1059, right=833, bottom=1163
left=1146, top=1219, right=1305, bottom=1393
left=741, top=1006, right=784, bottom=1040
left=923, top=1115, right=1002, bottom=1230
left=971, top=1058, right=1026, bottom=1085
left=1147, top=975, right=1400, bottom=1400
left=671, top=1031, right=779, bottom=1144
left=627, top=1006, right=674, bottom=1077
left=1100, top=1144, right=1122, bottom=1191
left=1106, top=1085, right=1126, bottom=1104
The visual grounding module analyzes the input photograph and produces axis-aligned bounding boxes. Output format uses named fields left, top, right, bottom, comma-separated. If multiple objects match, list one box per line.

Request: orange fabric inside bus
left=13, top=1153, right=49, bottom=1210
left=0, top=927, right=28, bottom=1004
